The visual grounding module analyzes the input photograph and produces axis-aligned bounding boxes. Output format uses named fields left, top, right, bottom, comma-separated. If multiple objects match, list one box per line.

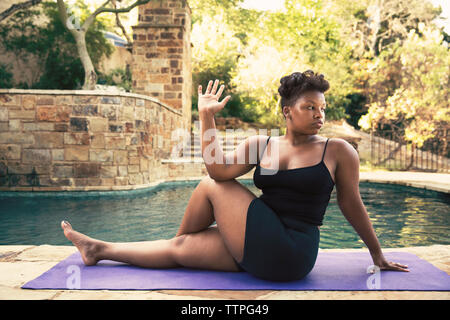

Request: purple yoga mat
left=22, top=251, right=449, bottom=291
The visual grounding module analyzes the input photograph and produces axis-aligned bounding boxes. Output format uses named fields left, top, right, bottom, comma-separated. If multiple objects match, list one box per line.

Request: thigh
left=203, top=176, right=257, bottom=263
left=172, top=226, right=241, bottom=272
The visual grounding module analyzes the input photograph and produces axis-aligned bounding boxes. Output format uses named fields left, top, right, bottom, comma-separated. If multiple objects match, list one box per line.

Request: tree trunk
left=0, top=0, right=42, bottom=22
left=73, top=32, right=97, bottom=90
left=56, top=0, right=151, bottom=90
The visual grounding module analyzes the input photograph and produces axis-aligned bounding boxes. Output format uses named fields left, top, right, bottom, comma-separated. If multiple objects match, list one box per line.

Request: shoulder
left=324, top=137, right=359, bottom=168
left=326, top=137, right=358, bottom=155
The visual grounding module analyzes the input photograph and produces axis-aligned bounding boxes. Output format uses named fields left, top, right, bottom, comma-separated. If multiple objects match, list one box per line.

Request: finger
left=395, top=266, right=410, bottom=272
left=394, top=262, right=408, bottom=268
left=220, top=95, right=231, bottom=107
left=390, top=263, right=410, bottom=272
left=198, top=85, right=202, bottom=95
left=206, top=80, right=213, bottom=94
left=211, top=79, right=219, bottom=95
left=396, top=264, right=409, bottom=271
left=215, top=84, right=225, bottom=98
left=391, top=261, right=408, bottom=268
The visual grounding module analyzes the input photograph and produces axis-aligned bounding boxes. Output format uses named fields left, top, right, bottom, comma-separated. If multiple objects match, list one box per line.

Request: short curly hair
left=278, top=70, right=330, bottom=118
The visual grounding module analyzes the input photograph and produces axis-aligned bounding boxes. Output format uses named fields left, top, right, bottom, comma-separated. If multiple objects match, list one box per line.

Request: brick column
left=131, top=0, right=192, bottom=131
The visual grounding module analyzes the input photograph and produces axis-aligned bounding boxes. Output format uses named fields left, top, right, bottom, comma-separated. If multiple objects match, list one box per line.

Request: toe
left=61, top=220, right=72, bottom=230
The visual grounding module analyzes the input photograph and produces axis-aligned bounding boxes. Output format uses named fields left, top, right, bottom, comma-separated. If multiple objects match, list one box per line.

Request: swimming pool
left=0, top=180, right=448, bottom=248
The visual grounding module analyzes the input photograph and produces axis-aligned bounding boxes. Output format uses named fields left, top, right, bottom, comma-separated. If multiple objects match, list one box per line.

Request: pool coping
left=0, top=244, right=448, bottom=300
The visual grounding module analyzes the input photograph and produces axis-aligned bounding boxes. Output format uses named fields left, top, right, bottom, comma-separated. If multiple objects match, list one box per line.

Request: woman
left=61, top=70, right=409, bottom=282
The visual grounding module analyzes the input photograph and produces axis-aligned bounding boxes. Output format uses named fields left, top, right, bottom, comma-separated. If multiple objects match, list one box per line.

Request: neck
left=283, top=128, right=317, bottom=146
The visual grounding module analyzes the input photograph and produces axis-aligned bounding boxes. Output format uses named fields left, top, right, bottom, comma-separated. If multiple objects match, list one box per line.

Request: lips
left=313, top=121, right=323, bottom=126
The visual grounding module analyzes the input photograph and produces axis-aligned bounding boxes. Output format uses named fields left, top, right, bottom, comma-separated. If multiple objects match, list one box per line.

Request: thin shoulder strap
left=257, top=136, right=271, bottom=165
left=321, top=138, right=330, bottom=162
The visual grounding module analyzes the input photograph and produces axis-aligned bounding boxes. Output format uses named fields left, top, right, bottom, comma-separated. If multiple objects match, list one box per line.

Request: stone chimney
left=131, top=0, right=192, bottom=130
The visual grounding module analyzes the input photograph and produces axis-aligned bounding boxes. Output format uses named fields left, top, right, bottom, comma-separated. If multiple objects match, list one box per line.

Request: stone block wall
left=0, top=89, right=206, bottom=191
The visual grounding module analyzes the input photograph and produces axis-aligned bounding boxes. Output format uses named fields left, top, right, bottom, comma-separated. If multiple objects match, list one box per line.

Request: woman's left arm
left=333, top=139, right=409, bottom=272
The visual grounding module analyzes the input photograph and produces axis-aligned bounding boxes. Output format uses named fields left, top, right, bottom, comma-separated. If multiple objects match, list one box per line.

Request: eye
left=307, top=106, right=326, bottom=112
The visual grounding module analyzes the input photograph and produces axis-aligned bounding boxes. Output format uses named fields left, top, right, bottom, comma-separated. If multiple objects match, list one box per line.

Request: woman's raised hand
left=198, top=79, right=231, bottom=116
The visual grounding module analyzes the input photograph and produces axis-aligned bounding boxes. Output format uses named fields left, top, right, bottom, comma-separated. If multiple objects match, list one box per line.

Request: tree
left=229, top=0, right=354, bottom=126
left=324, top=0, right=442, bottom=58
left=190, top=0, right=355, bottom=127
left=56, top=0, right=152, bottom=90
left=190, top=0, right=262, bottom=121
left=359, top=23, right=449, bottom=154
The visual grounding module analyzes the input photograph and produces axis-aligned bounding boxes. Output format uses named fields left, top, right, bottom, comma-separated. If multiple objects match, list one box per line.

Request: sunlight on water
left=0, top=181, right=448, bottom=249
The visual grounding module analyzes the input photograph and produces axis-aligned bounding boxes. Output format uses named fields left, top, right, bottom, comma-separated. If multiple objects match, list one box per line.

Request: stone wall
left=0, top=89, right=208, bottom=191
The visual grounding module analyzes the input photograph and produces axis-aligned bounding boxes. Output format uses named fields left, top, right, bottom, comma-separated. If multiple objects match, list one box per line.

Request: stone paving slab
left=0, top=244, right=448, bottom=300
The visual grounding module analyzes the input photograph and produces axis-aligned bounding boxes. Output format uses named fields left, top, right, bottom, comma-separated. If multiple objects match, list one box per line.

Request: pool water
left=0, top=181, right=449, bottom=248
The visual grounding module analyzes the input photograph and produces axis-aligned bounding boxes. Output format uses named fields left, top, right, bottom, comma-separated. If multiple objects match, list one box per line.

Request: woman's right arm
left=198, top=80, right=265, bottom=181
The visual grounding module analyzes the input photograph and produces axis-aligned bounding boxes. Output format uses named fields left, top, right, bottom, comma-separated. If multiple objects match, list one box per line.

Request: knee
left=170, top=234, right=189, bottom=264
left=199, top=175, right=221, bottom=193
left=201, top=174, right=236, bottom=187
left=201, top=174, right=214, bottom=184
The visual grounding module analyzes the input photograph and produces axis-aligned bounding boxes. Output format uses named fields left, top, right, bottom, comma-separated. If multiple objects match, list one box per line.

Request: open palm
left=198, top=79, right=231, bottom=115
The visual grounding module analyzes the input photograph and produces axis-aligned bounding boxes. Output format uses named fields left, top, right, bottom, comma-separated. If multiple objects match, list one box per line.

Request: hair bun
left=278, top=70, right=330, bottom=110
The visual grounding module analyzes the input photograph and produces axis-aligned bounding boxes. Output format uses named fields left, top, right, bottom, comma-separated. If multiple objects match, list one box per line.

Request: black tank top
left=253, top=136, right=335, bottom=227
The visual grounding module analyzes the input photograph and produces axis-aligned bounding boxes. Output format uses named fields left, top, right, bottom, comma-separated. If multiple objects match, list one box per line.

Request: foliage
left=97, top=67, right=132, bottom=92
left=190, top=0, right=356, bottom=126
left=189, top=0, right=449, bottom=152
left=229, top=0, right=354, bottom=125
left=0, top=1, right=113, bottom=89
left=358, top=23, right=449, bottom=147
left=190, top=8, right=252, bottom=119
left=324, top=0, right=442, bottom=58
left=0, top=63, right=14, bottom=88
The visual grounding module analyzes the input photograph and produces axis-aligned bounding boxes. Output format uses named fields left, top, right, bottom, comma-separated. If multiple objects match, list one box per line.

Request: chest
left=258, top=140, right=336, bottom=184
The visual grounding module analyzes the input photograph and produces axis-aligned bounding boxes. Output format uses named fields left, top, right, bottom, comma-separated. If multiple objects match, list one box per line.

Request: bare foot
left=61, top=220, right=105, bottom=266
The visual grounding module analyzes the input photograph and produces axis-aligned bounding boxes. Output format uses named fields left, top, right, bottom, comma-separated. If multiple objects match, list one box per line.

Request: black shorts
left=236, top=198, right=320, bottom=282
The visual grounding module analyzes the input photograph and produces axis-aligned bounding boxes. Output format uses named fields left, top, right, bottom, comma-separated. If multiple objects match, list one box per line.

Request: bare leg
left=62, top=220, right=178, bottom=268
left=176, top=177, right=215, bottom=236
left=61, top=221, right=240, bottom=271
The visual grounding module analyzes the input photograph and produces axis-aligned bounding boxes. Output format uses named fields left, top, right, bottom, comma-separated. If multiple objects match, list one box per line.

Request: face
left=283, top=90, right=326, bottom=132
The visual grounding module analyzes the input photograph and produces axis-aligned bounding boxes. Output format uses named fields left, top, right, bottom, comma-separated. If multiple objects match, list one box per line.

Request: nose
left=314, top=109, right=324, bottom=119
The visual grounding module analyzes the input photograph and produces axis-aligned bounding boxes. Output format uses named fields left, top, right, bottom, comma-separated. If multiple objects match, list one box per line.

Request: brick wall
left=0, top=90, right=208, bottom=191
